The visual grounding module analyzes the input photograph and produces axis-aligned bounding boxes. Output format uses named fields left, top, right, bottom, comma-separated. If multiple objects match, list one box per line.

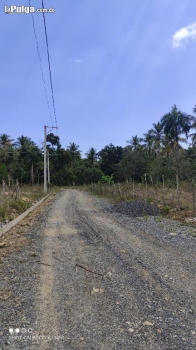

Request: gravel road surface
left=0, top=189, right=196, bottom=350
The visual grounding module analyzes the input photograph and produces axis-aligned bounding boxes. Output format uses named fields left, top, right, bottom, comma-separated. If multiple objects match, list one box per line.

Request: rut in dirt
left=1, top=189, right=196, bottom=350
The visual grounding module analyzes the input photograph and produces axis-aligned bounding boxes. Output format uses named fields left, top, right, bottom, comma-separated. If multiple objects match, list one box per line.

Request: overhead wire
left=41, top=0, right=58, bottom=130
left=29, top=0, right=53, bottom=125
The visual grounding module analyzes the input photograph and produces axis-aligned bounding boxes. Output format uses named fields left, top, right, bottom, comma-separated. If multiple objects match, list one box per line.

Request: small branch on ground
left=75, top=263, right=103, bottom=276
left=52, top=254, right=64, bottom=263
left=36, top=261, right=51, bottom=267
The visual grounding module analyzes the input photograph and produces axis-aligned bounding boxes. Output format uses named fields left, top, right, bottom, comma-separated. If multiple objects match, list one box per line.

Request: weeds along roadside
left=82, top=181, right=196, bottom=224
left=0, top=184, right=58, bottom=223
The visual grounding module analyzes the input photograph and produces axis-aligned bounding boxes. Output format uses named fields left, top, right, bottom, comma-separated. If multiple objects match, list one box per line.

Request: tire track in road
left=33, top=193, right=79, bottom=350
left=31, top=190, right=196, bottom=350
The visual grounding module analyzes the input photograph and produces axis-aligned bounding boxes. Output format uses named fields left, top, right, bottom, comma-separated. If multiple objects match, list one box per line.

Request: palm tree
left=127, top=135, right=144, bottom=151
left=16, top=136, right=41, bottom=183
left=67, top=142, right=81, bottom=157
left=26, top=144, right=42, bottom=184
left=188, top=105, right=196, bottom=145
left=160, top=105, right=191, bottom=150
left=0, top=134, right=14, bottom=157
left=85, top=147, right=97, bottom=166
left=0, top=134, right=14, bottom=148
left=161, top=134, right=185, bottom=156
left=143, top=122, right=164, bottom=154
left=0, top=134, right=14, bottom=173
left=16, top=135, right=33, bottom=151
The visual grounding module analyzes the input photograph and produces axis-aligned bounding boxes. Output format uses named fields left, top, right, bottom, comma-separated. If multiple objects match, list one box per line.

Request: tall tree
left=67, top=142, right=81, bottom=163
left=85, top=147, right=98, bottom=166
left=16, top=135, right=33, bottom=151
left=0, top=133, right=14, bottom=148
left=160, top=105, right=191, bottom=150
left=26, top=144, right=42, bottom=184
left=98, top=144, right=124, bottom=179
left=15, top=136, right=41, bottom=183
left=46, top=133, right=61, bottom=150
left=144, top=122, right=164, bottom=154
left=127, top=135, right=144, bottom=151
left=0, top=133, right=15, bottom=163
left=188, top=105, right=196, bottom=145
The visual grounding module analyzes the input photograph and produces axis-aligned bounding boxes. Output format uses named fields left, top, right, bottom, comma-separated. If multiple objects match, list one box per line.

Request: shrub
left=100, top=175, right=114, bottom=184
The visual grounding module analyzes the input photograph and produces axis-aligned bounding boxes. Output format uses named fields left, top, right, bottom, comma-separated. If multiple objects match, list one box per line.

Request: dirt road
left=1, top=190, right=196, bottom=349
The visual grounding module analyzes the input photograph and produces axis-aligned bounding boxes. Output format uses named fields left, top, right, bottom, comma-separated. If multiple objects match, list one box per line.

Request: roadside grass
left=82, top=182, right=196, bottom=224
left=0, top=184, right=47, bottom=222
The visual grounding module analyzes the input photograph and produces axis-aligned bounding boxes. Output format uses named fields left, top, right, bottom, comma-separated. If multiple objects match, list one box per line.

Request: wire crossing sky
left=1, top=0, right=196, bottom=156
left=29, top=0, right=53, bottom=125
left=41, top=0, right=58, bottom=129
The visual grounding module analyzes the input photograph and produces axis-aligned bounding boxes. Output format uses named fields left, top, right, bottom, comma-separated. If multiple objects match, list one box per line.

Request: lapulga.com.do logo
left=9, top=328, right=33, bottom=334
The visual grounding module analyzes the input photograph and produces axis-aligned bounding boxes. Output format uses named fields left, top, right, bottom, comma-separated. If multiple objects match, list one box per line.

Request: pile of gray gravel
left=111, top=200, right=160, bottom=217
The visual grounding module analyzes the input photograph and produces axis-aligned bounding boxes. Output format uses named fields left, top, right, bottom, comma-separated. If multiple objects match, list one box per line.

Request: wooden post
left=112, top=181, right=115, bottom=197
left=16, top=179, right=20, bottom=200
left=176, top=173, right=180, bottom=212
left=1, top=180, right=5, bottom=206
left=126, top=179, right=129, bottom=199
left=144, top=174, right=147, bottom=191
left=192, top=180, right=196, bottom=216
left=162, top=175, right=164, bottom=189
left=2, top=180, right=5, bottom=194
left=132, top=178, right=135, bottom=199
left=118, top=181, right=121, bottom=197
left=176, top=173, right=179, bottom=191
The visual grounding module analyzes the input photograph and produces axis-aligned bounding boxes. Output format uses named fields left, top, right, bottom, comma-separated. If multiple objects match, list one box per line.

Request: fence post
left=162, top=175, right=164, bottom=189
left=192, top=180, right=196, bottom=216
left=16, top=179, right=20, bottom=200
left=176, top=173, right=180, bottom=213
left=144, top=174, right=147, bottom=192
left=2, top=180, right=5, bottom=195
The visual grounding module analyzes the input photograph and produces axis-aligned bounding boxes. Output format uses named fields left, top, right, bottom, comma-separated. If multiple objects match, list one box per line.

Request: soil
left=0, top=189, right=196, bottom=350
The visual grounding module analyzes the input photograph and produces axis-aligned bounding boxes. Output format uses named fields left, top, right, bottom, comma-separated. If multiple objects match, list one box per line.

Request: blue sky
left=1, top=0, right=196, bottom=156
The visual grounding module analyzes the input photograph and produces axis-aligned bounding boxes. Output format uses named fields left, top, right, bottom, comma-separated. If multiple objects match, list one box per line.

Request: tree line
left=1, top=104, right=196, bottom=186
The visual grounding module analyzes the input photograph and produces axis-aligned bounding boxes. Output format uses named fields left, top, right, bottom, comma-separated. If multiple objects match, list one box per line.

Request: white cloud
left=172, top=22, right=196, bottom=47
left=69, top=59, right=83, bottom=63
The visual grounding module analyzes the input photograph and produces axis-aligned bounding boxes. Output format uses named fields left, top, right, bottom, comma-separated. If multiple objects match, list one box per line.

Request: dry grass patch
left=0, top=192, right=57, bottom=260
left=83, top=182, right=196, bottom=224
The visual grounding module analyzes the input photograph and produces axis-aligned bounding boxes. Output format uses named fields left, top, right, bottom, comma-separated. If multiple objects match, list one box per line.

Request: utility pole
left=44, top=125, right=58, bottom=193
left=47, top=149, right=50, bottom=184
left=44, top=126, right=47, bottom=193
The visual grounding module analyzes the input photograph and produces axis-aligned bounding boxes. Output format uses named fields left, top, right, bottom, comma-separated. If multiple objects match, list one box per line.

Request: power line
left=42, top=0, right=58, bottom=130
left=29, top=0, right=53, bottom=125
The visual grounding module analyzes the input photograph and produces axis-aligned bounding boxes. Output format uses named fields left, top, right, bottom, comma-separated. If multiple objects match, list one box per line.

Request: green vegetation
left=1, top=104, right=196, bottom=220
left=0, top=104, right=196, bottom=186
left=0, top=185, right=45, bottom=222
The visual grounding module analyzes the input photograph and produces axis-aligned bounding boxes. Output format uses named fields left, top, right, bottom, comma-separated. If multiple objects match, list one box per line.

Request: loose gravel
left=0, top=190, right=196, bottom=350
left=110, top=200, right=160, bottom=217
